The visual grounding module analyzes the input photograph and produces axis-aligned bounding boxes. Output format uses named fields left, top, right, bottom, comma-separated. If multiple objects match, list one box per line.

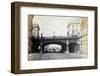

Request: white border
left=20, top=6, right=95, bottom=70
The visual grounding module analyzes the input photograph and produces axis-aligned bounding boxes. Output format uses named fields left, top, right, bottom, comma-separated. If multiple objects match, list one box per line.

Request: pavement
left=28, top=53, right=87, bottom=61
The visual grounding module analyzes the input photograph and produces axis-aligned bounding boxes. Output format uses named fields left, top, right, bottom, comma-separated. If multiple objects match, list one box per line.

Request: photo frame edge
left=11, top=2, right=98, bottom=74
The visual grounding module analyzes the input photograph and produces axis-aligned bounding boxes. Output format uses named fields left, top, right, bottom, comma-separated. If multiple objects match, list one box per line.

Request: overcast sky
left=32, top=15, right=81, bottom=37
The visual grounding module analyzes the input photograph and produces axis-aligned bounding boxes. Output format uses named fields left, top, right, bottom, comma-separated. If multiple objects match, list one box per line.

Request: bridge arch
left=42, top=41, right=67, bottom=53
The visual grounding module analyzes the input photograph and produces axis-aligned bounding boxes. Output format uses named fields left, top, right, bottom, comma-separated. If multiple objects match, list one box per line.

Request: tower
left=32, top=23, right=40, bottom=38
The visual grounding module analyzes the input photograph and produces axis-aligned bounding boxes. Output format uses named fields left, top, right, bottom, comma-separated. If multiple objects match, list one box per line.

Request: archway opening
left=42, top=41, right=67, bottom=53
left=44, top=44, right=62, bottom=53
left=69, top=43, right=77, bottom=53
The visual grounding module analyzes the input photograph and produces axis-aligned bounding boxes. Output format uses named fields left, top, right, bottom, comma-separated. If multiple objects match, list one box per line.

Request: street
left=28, top=53, right=87, bottom=60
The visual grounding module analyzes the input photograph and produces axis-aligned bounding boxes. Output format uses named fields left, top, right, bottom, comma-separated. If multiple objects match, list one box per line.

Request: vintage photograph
left=28, top=15, right=88, bottom=61
left=11, top=2, right=97, bottom=73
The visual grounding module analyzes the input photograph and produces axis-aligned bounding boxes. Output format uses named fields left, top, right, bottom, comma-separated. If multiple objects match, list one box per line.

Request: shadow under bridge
left=41, top=38, right=67, bottom=53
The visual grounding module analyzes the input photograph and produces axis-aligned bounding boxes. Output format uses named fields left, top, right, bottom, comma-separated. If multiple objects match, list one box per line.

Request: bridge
left=32, top=36, right=81, bottom=53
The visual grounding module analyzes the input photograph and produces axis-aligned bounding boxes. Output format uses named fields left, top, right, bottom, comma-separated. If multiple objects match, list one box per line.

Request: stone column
left=66, top=40, right=69, bottom=54
left=77, top=39, right=81, bottom=54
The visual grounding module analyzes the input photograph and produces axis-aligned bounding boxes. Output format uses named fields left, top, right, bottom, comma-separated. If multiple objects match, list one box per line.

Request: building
left=32, top=24, right=40, bottom=38
left=67, top=17, right=88, bottom=55
left=80, top=17, right=88, bottom=55
left=28, top=15, right=40, bottom=53
left=67, top=23, right=81, bottom=37
left=67, top=22, right=81, bottom=54
left=28, top=15, right=34, bottom=53
left=32, top=24, right=40, bottom=53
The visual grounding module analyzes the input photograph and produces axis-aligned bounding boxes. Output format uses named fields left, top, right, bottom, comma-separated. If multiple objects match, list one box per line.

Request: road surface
left=28, top=53, right=87, bottom=60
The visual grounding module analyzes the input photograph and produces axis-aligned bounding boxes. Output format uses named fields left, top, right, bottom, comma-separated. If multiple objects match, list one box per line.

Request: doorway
left=69, top=43, right=77, bottom=53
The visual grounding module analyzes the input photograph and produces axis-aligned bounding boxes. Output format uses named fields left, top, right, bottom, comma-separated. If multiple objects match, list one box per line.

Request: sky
left=32, top=15, right=81, bottom=37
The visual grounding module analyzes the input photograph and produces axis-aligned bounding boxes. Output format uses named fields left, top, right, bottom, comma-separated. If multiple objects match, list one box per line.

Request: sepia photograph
left=28, top=15, right=88, bottom=61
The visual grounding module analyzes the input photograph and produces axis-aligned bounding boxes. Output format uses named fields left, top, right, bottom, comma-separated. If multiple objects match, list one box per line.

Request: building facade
left=67, top=23, right=81, bottom=37
left=28, top=15, right=34, bottom=53
left=67, top=22, right=82, bottom=54
left=32, top=24, right=40, bottom=38
left=28, top=15, right=40, bottom=53
left=80, top=17, right=88, bottom=55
